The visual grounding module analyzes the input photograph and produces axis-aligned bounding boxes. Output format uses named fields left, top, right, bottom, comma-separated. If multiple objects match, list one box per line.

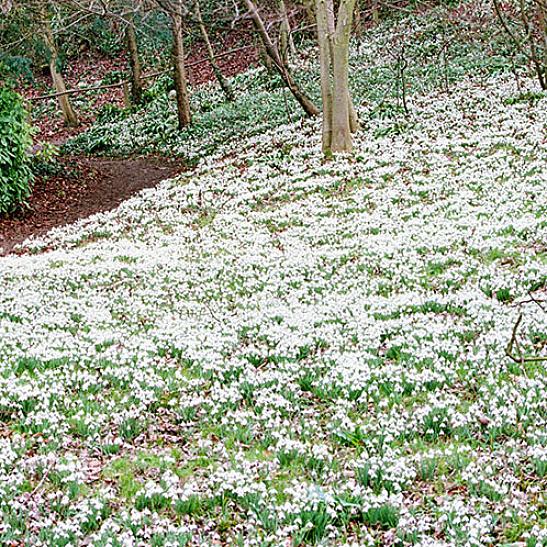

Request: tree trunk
left=331, top=40, right=352, bottom=152
left=195, top=0, right=235, bottom=102
left=278, top=0, right=296, bottom=64
left=171, top=4, right=191, bottom=129
left=316, top=0, right=333, bottom=153
left=258, top=38, right=275, bottom=73
left=244, top=0, right=320, bottom=117
left=41, top=4, right=78, bottom=127
left=122, top=81, right=131, bottom=108
left=316, top=0, right=358, bottom=154
left=372, top=0, right=380, bottom=25
left=539, top=4, right=547, bottom=82
left=348, top=92, right=359, bottom=133
left=126, top=19, right=143, bottom=105
left=303, top=0, right=316, bottom=27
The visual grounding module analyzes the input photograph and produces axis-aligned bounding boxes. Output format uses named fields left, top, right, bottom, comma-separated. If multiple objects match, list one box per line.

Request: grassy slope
left=0, top=4, right=546, bottom=546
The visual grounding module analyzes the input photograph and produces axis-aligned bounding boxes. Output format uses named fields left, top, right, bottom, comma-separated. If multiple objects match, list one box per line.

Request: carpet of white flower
left=1, top=68, right=547, bottom=545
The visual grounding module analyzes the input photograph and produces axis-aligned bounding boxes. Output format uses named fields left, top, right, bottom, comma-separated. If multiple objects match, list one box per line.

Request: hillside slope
left=1, top=18, right=547, bottom=547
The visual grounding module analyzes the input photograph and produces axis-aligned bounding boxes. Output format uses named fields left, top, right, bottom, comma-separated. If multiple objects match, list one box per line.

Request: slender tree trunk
left=126, top=18, right=143, bottom=105
left=171, top=4, right=191, bottom=128
left=195, top=0, right=235, bottom=101
left=518, top=0, right=546, bottom=89
left=538, top=3, right=547, bottom=51
left=532, top=0, right=547, bottom=88
left=41, top=4, right=78, bottom=127
left=303, top=0, right=316, bottom=27
left=539, top=3, right=547, bottom=81
left=122, top=81, right=132, bottom=108
left=244, top=0, right=320, bottom=117
left=348, top=91, right=359, bottom=133
left=493, top=0, right=547, bottom=90
left=258, top=38, right=275, bottom=73
left=354, top=6, right=362, bottom=34
left=372, top=0, right=380, bottom=25
left=278, top=0, right=296, bottom=64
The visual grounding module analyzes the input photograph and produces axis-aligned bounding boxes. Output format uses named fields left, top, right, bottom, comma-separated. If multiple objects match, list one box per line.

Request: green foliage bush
left=0, top=87, right=34, bottom=214
left=0, top=55, right=34, bottom=83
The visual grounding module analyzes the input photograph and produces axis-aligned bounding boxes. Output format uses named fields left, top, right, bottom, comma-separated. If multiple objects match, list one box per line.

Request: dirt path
left=3, top=34, right=258, bottom=257
left=0, top=156, right=185, bottom=256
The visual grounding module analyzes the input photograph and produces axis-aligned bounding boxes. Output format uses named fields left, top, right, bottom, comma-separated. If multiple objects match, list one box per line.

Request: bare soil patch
left=0, top=156, right=184, bottom=256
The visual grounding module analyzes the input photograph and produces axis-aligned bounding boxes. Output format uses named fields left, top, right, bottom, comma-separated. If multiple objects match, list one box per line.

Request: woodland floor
left=0, top=157, right=185, bottom=255
left=1, top=6, right=546, bottom=543
left=23, top=31, right=258, bottom=143
left=1, top=35, right=258, bottom=255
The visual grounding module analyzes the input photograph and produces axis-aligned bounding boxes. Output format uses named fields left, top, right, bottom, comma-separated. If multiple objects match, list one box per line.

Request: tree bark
left=372, top=0, right=380, bottom=25
left=195, top=0, right=235, bottom=101
left=316, top=0, right=333, bottom=152
left=126, top=17, right=144, bottom=105
left=331, top=39, right=352, bottom=152
left=41, top=4, right=79, bottom=127
left=316, top=0, right=358, bottom=154
left=171, top=2, right=191, bottom=128
left=278, top=0, right=296, bottom=64
left=539, top=3, right=547, bottom=81
left=303, top=0, right=316, bottom=27
left=243, top=0, right=320, bottom=117
left=258, top=38, right=275, bottom=73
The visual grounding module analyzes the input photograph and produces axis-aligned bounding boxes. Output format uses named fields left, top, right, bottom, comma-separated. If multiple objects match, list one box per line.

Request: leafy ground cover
left=65, top=3, right=523, bottom=163
left=1, top=6, right=546, bottom=547
left=20, top=30, right=256, bottom=146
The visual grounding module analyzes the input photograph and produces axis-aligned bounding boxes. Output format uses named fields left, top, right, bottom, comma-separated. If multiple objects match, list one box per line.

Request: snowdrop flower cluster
left=1, top=10, right=547, bottom=546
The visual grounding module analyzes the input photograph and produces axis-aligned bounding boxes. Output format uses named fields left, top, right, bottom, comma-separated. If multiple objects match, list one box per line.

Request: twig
left=203, top=301, right=223, bottom=326
left=399, top=44, right=410, bottom=116
left=30, top=462, right=53, bottom=497
left=505, top=313, right=547, bottom=364
left=526, top=291, right=546, bottom=312
left=512, top=291, right=547, bottom=312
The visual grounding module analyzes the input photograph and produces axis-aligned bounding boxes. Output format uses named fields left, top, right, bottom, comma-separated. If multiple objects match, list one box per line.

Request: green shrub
left=0, top=87, right=34, bottom=214
left=0, top=55, right=34, bottom=83
left=30, top=142, right=61, bottom=177
left=100, top=69, right=126, bottom=86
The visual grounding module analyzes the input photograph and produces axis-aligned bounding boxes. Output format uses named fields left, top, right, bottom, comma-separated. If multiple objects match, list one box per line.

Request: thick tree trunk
left=244, top=0, right=319, bottom=117
left=171, top=6, right=191, bottom=129
left=195, top=0, right=235, bottom=102
left=316, top=0, right=333, bottom=153
left=331, top=0, right=356, bottom=152
left=331, top=41, right=352, bottom=152
left=42, top=5, right=78, bottom=127
left=126, top=19, right=143, bottom=105
left=316, top=0, right=358, bottom=154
